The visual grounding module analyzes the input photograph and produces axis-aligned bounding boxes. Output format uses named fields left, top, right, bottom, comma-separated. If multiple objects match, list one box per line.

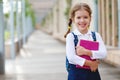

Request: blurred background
left=0, top=0, right=120, bottom=80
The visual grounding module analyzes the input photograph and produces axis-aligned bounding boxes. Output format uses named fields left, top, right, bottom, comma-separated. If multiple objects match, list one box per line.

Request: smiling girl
left=64, top=3, right=107, bottom=80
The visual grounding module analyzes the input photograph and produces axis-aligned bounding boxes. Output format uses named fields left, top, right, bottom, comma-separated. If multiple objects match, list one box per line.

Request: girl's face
left=73, top=9, right=91, bottom=34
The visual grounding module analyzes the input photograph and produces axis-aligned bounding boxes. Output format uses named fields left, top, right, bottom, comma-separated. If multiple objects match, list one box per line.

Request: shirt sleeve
left=66, top=33, right=86, bottom=66
left=91, top=33, right=107, bottom=59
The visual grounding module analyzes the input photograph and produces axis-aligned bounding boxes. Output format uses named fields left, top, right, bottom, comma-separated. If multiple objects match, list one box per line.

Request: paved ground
left=2, top=30, right=120, bottom=80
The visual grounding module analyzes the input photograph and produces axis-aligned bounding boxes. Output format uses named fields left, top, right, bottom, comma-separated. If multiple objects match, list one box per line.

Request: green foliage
left=25, top=0, right=36, bottom=27
left=0, top=0, right=3, bottom=2
left=4, top=31, right=10, bottom=41
left=30, top=10, right=36, bottom=27
left=14, top=12, right=16, bottom=27
left=4, top=31, right=18, bottom=41
left=4, top=13, right=9, bottom=18
left=95, top=0, right=98, bottom=4
left=64, top=0, right=72, bottom=20
left=66, top=0, right=72, bottom=5
left=41, top=18, right=46, bottom=26
left=25, top=0, right=31, bottom=16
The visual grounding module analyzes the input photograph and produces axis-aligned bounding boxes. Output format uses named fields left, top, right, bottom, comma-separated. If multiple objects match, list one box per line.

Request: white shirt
left=66, top=29, right=107, bottom=66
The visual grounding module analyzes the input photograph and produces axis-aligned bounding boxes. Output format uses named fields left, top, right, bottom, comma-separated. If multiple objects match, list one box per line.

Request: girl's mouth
left=79, top=23, right=86, bottom=28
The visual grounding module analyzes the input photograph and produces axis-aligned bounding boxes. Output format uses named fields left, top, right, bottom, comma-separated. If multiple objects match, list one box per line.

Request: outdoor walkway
left=3, top=30, right=120, bottom=80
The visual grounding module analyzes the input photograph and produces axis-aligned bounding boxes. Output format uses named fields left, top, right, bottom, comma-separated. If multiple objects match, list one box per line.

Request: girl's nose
left=80, top=18, right=85, bottom=22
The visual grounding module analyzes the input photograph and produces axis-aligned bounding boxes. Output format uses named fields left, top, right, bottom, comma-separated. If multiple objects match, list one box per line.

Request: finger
left=76, top=46, right=79, bottom=48
left=91, top=69, right=95, bottom=72
left=96, top=60, right=100, bottom=64
left=90, top=69, right=93, bottom=72
left=91, top=69, right=96, bottom=72
left=80, top=46, right=84, bottom=48
left=90, top=68, right=94, bottom=72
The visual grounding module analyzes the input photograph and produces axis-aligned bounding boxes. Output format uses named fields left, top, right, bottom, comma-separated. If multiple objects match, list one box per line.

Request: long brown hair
left=64, top=3, right=92, bottom=38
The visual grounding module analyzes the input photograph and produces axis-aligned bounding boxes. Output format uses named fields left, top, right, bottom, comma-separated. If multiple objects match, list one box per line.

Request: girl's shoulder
left=66, top=32, right=77, bottom=41
left=91, top=31, right=100, bottom=36
left=91, top=31, right=102, bottom=40
left=66, top=32, right=74, bottom=38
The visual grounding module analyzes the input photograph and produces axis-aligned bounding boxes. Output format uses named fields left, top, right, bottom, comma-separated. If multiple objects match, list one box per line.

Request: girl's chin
left=78, top=25, right=87, bottom=28
left=78, top=29, right=88, bottom=33
left=78, top=27, right=88, bottom=31
left=78, top=27, right=87, bottom=30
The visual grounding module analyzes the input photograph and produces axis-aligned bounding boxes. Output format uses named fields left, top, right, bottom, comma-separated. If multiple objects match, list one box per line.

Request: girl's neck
left=79, top=29, right=88, bottom=34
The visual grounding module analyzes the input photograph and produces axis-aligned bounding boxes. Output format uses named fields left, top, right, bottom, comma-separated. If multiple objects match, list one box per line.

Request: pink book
left=76, top=39, right=99, bottom=69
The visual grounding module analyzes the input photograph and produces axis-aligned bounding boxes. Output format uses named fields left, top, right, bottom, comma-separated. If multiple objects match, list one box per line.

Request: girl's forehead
left=76, top=9, right=88, bottom=13
left=75, top=10, right=89, bottom=15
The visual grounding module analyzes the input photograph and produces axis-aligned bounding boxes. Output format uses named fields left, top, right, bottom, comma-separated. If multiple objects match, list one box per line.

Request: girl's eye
left=84, top=16, right=88, bottom=19
left=77, top=17, right=81, bottom=19
left=77, top=16, right=88, bottom=19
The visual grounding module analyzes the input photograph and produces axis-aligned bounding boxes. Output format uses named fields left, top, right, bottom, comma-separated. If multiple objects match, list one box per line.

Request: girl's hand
left=76, top=46, right=86, bottom=56
left=89, top=60, right=100, bottom=72
left=76, top=46, right=92, bottom=57
left=84, top=60, right=100, bottom=72
left=76, top=46, right=87, bottom=55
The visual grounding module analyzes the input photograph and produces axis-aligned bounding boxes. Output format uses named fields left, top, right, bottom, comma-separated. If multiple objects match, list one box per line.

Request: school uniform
left=66, top=29, right=107, bottom=80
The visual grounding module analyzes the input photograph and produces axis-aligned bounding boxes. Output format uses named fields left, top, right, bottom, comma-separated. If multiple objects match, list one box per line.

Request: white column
left=16, top=0, right=21, bottom=49
left=53, top=5, right=57, bottom=36
left=118, top=0, right=120, bottom=48
left=10, top=0, right=15, bottom=59
left=29, top=17, right=33, bottom=33
left=93, top=0, right=98, bottom=31
left=22, top=0, right=26, bottom=44
left=59, top=0, right=67, bottom=35
left=0, top=0, right=5, bottom=74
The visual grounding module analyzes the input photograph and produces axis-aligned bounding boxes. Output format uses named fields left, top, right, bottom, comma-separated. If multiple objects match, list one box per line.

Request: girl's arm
left=91, top=33, right=107, bottom=59
left=76, top=33, right=107, bottom=59
left=66, top=33, right=86, bottom=67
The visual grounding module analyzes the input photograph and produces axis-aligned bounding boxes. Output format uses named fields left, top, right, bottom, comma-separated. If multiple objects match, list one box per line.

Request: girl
left=64, top=3, right=107, bottom=80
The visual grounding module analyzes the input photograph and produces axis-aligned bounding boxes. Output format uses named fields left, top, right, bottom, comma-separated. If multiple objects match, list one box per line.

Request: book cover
left=76, top=39, right=99, bottom=69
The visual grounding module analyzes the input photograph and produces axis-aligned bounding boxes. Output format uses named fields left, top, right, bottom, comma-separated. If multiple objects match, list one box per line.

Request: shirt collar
left=73, top=29, right=92, bottom=36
